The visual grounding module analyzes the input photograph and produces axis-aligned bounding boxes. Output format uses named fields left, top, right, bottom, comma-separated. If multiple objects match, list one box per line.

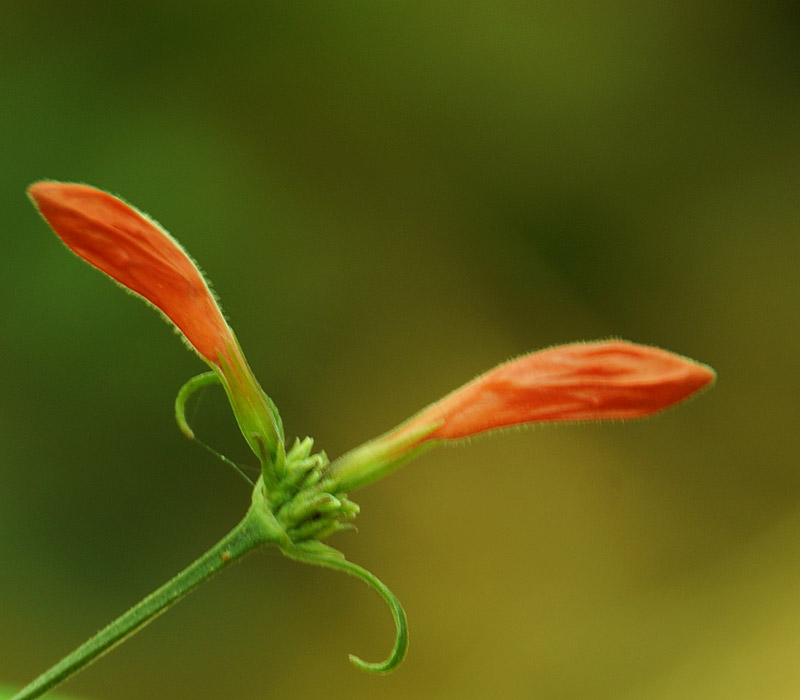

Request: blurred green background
left=2, top=2, right=799, bottom=699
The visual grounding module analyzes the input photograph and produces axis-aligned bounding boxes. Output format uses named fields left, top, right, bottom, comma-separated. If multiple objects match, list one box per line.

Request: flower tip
left=27, top=180, right=57, bottom=211
left=26, top=180, right=43, bottom=199
left=574, top=341, right=716, bottom=417
left=27, top=179, right=51, bottom=197
left=27, top=181, right=109, bottom=233
left=685, top=358, right=717, bottom=397
left=27, top=180, right=77, bottom=207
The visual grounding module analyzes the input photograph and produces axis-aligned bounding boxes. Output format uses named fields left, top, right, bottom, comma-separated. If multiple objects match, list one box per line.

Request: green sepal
left=214, top=347, right=284, bottom=475
left=321, top=422, right=442, bottom=493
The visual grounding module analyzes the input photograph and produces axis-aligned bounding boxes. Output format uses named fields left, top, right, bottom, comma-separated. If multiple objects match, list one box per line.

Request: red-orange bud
left=27, top=181, right=233, bottom=363
left=399, top=340, right=716, bottom=442
left=324, top=340, right=715, bottom=493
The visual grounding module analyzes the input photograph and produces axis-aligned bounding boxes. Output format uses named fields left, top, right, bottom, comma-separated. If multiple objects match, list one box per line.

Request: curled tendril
left=174, top=372, right=255, bottom=485
left=283, top=542, right=409, bottom=674
left=175, top=371, right=220, bottom=440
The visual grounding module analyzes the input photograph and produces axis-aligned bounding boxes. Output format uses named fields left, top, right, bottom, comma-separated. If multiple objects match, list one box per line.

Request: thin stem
left=12, top=504, right=275, bottom=700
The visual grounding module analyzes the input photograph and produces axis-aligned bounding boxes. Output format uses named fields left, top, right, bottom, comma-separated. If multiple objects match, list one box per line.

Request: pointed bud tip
left=684, top=357, right=717, bottom=393
left=28, top=180, right=62, bottom=215
left=27, top=179, right=57, bottom=200
left=28, top=180, right=96, bottom=211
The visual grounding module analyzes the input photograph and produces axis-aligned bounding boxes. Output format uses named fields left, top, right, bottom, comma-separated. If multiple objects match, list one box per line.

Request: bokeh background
left=2, top=2, right=799, bottom=699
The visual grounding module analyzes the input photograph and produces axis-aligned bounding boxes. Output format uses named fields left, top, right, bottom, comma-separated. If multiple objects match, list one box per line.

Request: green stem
left=12, top=504, right=276, bottom=700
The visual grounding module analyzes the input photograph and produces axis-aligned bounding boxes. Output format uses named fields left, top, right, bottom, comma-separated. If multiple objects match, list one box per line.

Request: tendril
left=283, top=542, right=408, bottom=673
left=175, top=371, right=218, bottom=439
left=175, top=372, right=255, bottom=485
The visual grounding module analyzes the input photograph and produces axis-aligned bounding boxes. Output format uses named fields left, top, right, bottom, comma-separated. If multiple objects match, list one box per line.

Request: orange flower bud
left=326, top=340, right=715, bottom=493
left=28, top=181, right=283, bottom=465
left=27, top=181, right=233, bottom=363
left=398, top=340, right=716, bottom=441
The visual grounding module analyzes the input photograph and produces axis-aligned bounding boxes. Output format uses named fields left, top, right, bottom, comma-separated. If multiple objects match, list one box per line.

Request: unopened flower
left=326, top=340, right=716, bottom=492
left=28, top=182, right=229, bottom=361
left=28, top=181, right=282, bottom=464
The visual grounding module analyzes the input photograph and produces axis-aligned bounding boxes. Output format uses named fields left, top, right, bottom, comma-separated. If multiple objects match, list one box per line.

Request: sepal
left=322, top=422, right=442, bottom=493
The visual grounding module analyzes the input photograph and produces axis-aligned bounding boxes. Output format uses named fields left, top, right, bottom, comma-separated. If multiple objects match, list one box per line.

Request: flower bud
left=325, top=340, right=715, bottom=492
left=28, top=181, right=231, bottom=362
left=399, top=340, right=716, bottom=439
left=28, top=181, right=282, bottom=464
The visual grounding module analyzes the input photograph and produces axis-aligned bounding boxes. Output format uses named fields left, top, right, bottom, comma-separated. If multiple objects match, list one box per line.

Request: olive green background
left=1, top=2, right=799, bottom=699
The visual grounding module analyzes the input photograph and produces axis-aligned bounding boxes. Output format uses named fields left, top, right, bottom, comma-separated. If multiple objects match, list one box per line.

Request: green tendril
left=174, top=372, right=255, bottom=485
left=283, top=542, right=408, bottom=674
left=175, top=371, right=220, bottom=439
